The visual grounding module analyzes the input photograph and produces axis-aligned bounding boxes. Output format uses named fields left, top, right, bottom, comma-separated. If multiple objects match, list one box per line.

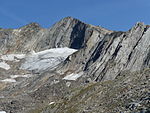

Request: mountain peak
left=0, top=17, right=149, bottom=113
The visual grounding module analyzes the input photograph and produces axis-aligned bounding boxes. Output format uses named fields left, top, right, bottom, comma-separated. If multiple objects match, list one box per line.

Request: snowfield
left=0, top=47, right=77, bottom=72
left=0, top=48, right=77, bottom=84
left=20, top=47, right=77, bottom=72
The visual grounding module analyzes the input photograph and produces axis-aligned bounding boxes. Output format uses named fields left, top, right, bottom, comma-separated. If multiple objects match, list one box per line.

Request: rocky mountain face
left=0, top=17, right=149, bottom=113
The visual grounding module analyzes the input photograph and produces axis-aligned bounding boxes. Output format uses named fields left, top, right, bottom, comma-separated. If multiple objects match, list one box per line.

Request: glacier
left=20, top=47, right=77, bottom=73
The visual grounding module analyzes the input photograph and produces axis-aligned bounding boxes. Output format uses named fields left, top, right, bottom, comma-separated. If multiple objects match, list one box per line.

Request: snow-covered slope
left=0, top=47, right=77, bottom=85
left=0, top=47, right=77, bottom=72
left=20, top=47, right=77, bottom=73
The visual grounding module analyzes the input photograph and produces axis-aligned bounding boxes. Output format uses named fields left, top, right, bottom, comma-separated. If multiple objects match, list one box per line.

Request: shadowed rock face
left=0, top=17, right=149, bottom=113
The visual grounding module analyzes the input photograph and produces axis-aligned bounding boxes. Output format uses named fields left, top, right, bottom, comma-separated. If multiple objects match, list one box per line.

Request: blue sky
left=0, top=0, right=149, bottom=31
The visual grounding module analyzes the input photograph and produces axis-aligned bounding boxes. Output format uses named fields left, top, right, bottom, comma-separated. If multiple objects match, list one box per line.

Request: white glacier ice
left=20, top=47, right=77, bottom=72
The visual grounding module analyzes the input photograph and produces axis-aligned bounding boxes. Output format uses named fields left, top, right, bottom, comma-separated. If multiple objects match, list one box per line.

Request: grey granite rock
left=58, top=22, right=150, bottom=82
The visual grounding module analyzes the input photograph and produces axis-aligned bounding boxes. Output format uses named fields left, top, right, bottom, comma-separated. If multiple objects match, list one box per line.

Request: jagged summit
left=0, top=17, right=149, bottom=33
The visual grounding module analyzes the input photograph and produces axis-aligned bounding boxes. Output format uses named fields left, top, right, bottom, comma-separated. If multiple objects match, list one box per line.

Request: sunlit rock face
left=0, top=17, right=149, bottom=113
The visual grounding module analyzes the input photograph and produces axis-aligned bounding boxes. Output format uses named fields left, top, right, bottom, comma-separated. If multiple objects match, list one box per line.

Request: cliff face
left=60, top=22, right=150, bottom=82
left=0, top=17, right=149, bottom=113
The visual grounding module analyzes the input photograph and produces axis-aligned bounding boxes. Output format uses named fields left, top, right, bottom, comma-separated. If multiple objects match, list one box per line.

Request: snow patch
left=0, top=78, right=16, bottom=83
left=10, top=74, right=32, bottom=79
left=49, top=102, right=55, bottom=105
left=63, top=72, right=83, bottom=81
left=0, top=62, right=10, bottom=70
left=1, top=54, right=25, bottom=62
left=0, top=111, right=6, bottom=113
left=20, top=47, right=77, bottom=72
